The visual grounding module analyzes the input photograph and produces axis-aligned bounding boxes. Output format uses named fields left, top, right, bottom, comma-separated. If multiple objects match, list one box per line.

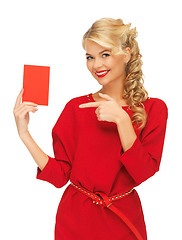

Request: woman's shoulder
left=143, top=96, right=168, bottom=117
left=53, top=94, right=87, bottom=130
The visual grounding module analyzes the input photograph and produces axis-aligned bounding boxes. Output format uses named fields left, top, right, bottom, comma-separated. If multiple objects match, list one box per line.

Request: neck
left=99, top=73, right=126, bottom=101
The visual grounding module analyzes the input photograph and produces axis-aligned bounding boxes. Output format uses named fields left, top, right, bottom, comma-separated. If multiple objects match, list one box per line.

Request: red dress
left=36, top=93, right=168, bottom=240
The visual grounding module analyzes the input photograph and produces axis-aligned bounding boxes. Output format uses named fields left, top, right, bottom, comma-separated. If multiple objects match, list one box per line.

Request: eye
left=102, top=53, right=110, bottom=58
left=86, top=56, right=93, bottom=60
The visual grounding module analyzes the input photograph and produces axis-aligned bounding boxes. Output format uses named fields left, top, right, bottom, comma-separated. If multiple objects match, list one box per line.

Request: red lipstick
left=95, top=70, right=110, bottom=78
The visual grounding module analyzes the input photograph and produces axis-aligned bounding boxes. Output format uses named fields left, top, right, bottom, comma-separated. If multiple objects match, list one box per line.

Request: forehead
left=85, top=39, right=111, bottom=54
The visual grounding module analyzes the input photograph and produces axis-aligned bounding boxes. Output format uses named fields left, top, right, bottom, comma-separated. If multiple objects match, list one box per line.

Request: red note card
left=22, top=64, right=50, bottom=106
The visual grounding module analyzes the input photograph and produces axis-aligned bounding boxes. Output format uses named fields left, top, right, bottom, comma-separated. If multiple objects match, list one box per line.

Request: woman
left=13, top=18, right=168, bottom=240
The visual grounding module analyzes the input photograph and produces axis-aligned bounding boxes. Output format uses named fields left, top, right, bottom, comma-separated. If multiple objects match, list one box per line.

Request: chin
left=97, top=78, right=113, bottom=87
left=96, top=80, right=109, bottom=86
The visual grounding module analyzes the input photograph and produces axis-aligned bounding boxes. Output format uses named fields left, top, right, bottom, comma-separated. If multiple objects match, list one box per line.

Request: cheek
left=104, top=58, right=112, bottom=67
left=86, top=62, right=92, bottom=72
left=111, top=59, right=125, bottom=73
left=87, top=62, right=96, bottom=76
left=105, top=58, right=118, bottom=70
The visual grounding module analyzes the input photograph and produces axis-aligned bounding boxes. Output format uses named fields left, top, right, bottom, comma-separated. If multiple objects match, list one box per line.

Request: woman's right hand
left=13, top=88, right=38, bottom=138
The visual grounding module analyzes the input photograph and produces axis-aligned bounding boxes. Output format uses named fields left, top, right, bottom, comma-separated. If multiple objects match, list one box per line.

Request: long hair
left=82, top=18, right=148, bottom=130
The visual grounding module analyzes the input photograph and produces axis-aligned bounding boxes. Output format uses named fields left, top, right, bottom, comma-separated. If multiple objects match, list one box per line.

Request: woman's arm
left=20, top=132, right=49, bottom=171
left=117, top=100, right=168, bottom=185
left=116, top=115, right=137, bottom=152
left=13, top=88, right=49, bottom=171
left=14, top=88, right=72, bottom=188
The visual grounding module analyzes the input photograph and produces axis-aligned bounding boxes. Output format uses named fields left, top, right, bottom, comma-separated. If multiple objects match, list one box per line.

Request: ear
left=124, top=47, right=131, bottom=64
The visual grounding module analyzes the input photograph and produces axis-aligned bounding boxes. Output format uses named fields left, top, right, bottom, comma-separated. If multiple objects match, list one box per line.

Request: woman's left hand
left=79, top=93, right=130, bottom=124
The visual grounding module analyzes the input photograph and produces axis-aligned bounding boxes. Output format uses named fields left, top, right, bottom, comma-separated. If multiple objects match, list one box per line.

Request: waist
left=70, top=182, right=134, bottom=207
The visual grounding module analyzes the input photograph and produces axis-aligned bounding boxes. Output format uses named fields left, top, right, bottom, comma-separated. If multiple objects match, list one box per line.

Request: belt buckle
left=95, top=193, right=103, bottom=198
left=92, top=192, right=103, bottom=205
left=95, top=191, right=113, bottom=208
left=93, top=192, right=112, bottom=207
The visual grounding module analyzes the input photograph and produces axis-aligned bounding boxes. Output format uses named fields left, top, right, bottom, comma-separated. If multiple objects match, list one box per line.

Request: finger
left=79, top=102, right=101, bottom=108
left=18, top=106, right=38, bottom=117
left=22, top=101, right=38, bottom=106
left=95, top=108, right=99, bottom=116
left=14, top=88, right=24, bottom=109
left=98, top=93, right=113, bottom=101
left=14, top=102, right=38, bottom=113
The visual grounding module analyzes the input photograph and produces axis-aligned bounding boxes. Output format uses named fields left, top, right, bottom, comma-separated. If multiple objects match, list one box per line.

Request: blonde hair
left=82, top=18, right=149, bottom=130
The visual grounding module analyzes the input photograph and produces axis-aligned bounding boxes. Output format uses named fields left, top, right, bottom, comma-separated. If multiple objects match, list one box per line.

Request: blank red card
left=22, top=64, right=50, bottom=105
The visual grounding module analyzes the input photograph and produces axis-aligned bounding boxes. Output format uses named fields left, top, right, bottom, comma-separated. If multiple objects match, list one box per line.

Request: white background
left=1, top=0, right=181, bottom=239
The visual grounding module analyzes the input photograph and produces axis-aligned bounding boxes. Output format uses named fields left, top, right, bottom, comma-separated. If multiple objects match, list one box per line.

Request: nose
left=93, top=57, right=103, bottom=70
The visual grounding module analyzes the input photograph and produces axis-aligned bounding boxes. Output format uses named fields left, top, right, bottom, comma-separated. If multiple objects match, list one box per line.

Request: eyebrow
left=86, top=50, right=111, bottom=55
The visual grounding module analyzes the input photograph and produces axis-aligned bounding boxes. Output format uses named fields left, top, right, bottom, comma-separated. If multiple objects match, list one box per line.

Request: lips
left=95, top=70, right=110, bottom=78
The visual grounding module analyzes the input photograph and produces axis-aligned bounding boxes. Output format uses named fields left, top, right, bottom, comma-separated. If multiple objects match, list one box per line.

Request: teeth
left=96, top=71, right=108, bottom=76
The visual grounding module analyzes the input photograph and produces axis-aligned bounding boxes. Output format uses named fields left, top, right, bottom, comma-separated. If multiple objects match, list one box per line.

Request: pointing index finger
left=79, top=102, right=100, bottom=108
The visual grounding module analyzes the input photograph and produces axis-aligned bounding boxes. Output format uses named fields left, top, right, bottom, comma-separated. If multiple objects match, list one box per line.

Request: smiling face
left=85, top=39, right=130, bottom=86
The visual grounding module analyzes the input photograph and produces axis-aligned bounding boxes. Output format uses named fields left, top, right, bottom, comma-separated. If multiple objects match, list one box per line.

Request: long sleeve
left=119, top=99, right=168, bottom=185
left=36, top=100, right=73, bottom=188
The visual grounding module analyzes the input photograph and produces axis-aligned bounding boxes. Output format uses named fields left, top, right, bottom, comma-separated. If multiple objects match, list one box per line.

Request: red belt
left=70, top=182, right=143, bottom=240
